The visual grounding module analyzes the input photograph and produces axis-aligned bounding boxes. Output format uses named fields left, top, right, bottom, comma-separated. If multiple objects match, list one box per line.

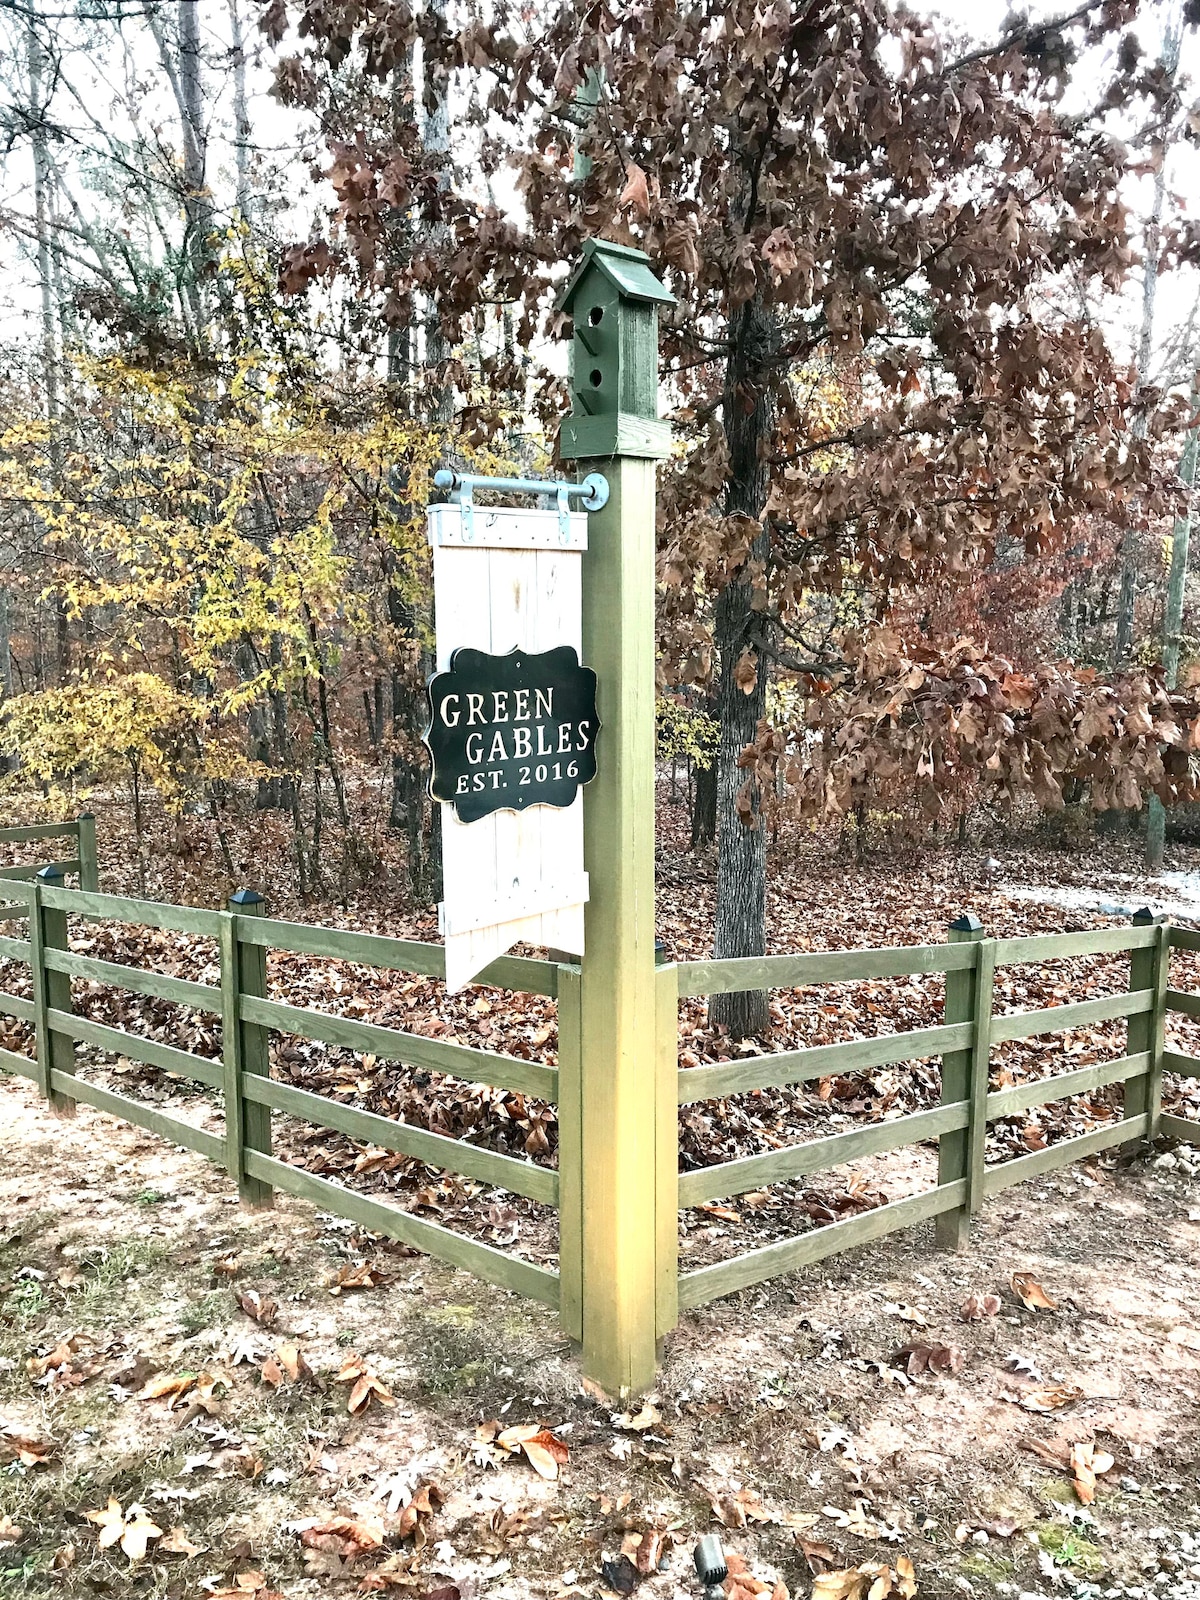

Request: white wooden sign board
left=428, top=500, right=589, bottom=991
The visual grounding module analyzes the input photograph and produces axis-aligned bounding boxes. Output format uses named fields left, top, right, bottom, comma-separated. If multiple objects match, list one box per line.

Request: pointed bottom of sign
left=443, top=902, right=586, bottom=992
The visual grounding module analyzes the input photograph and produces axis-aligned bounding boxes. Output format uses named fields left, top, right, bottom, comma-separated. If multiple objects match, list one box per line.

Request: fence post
left=222, top=889, right=272, bottom=1208
left=556, top=963, right=582, bottom=1343
left=76, top=814, right=99, bottom=892
left=655, top=960, right=679, bottom=1343
left=936, top=913, right=991, bottom=1250
left=29, top=865, right=76, bottom=1114
left=1124, top=907, right=1168, bottom=1142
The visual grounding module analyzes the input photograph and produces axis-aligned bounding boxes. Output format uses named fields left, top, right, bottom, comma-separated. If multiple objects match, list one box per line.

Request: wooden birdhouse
left=558, top=239, right=675, bottom=460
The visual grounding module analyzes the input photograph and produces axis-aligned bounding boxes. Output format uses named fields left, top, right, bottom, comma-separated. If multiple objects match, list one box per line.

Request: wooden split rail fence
left=0, top=825, right=1198, bottom=1380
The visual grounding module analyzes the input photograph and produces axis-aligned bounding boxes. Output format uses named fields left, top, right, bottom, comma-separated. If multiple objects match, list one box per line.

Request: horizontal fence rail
left=0, top=865, right=564, bottom=1313
left=2, top=830, right=1200, bottom=1357
left=673, top=914, right=1200, bottom=1310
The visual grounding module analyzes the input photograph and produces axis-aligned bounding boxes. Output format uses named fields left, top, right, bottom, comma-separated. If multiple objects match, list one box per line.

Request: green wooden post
left=556, top=962, right=583, bottom=1343
left=559, top=240, right=676, bottom=1395
left=1124, top=907, right=1169, bottom=1141
left=655, top=961, right=679, bottom=1341
left=75, top=813, right=99, bottom=892
left=30, top=865, right=76, bottom=1113
left=936, top=914, right=988, bottom=1250
left=223, top=888, right=273, bottom=1208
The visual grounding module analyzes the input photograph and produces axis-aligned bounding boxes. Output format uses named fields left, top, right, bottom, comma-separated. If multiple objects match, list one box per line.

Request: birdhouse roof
left=557, top=238, right=676, bottom=313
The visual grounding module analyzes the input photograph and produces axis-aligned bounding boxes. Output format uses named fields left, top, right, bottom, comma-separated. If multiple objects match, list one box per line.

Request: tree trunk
left=1114, top=17, right=1181, bottom=671
left=709, top=295, right=776, bottom=1039
left=691, top=750, right=717, bottom=849
left=27, top=24, right=68, bottom=686
left=227, top=0, right=251, bottom=217
left=1147, top=419, right=1197, bottom=868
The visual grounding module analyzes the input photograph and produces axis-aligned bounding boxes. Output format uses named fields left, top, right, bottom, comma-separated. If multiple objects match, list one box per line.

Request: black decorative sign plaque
left=425, top=646, right=599, bottom=823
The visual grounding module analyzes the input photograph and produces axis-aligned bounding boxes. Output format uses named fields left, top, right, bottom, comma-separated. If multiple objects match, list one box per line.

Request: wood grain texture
left=35, top=882, right=75, bottom=1113
left=46, top=1009, right=223, bottom=1088
left=76, top=815, right=99, bottom=892
left=656, top=961, right=679, bottom=1340
left=986, top=1052, right=1149, bottom=1119
left=47, top=1068, right=224, bottom=1161
left=990, top=989, right=1151, bottom=1042
left=981, top=1114, right=1148, bottom=1195
left=234, top=914, right=559, bottom=998
left=240, top=1073, right=559, bottom=1204
left=43, top=948, right=222, bottom=1014
left=678, top=1181, right=967, bottom=1308
left=678, top=1100, right=969, bottom=1207
left=38, top=885, right=225, bottom=936
left=555, top=963, right=583, bottom=1342
left=678, top=1021, right=972, bottom=1104
left=227, top=900, right=272, bottom=1207
left=993, top=926, right=1157, bottom=964
left=577, top=454, right=660, bottom=1395
left=677, top=942, right=976, bottom=996
left=0, top=1047, right=37, bottom=1079
left=0, top=991, right=35, bottom=1022
left=937, top=923, right=986, bottom=1251
left=0, top=823, right=78, bottom=844
left=239, top=994, right=559, bottom=1101
left=243, top=1150, right=561, bottom=1307
left=0, top=935, right=31, bottom=962
left=0, top=860, right=79, bottom=882
left=1161, top=1112, right=1200, bottom=1143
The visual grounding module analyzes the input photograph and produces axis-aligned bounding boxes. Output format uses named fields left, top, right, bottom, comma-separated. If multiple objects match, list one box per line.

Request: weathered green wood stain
left=48, top=1068, right=224, bottom=1162
left=937, top=918, right=985, bottom=1251
left=240, top=993, right=558, bottom=1101
left=678, top=1182, right=968, bottom=1308
left=241, top=1073, right=559, bottom=1204
left=679, top=1021, right=972, bottom=1104
left=678, top=1100, right=968, bottom=1207
left=43, top=948, right=221, bottom=1014
left=243, top=1150, right=560, bottom=1306
left=47, top=1009, right=222, bottom=1088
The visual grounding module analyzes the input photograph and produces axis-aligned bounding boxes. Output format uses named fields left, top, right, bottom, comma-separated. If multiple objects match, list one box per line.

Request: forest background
left=1, top=0, right=1200, bottom=1038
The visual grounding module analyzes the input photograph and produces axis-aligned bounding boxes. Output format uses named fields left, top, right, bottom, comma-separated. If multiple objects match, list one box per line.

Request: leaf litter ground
left=3, top=810, right=1200, bottom=1594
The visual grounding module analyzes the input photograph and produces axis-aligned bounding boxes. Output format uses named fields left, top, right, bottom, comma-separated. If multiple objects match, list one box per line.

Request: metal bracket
left=433, top=468, right=609, bottom=547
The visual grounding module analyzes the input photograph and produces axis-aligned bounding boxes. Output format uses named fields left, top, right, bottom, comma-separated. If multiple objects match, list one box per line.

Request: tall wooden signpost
left=558, top=242, right=676, bottom=1394
left=429, top=239, right=675, bottom=1394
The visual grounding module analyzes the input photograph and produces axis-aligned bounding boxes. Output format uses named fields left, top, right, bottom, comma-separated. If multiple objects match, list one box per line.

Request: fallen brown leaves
left=475, top=1419, right=569, bottom=1479
left=1010, top=1271, right=1058, bottom=1311
left=812, top=1557, right=917, bottom=1600
left=138, top=1370, right=226, bottom=1411
left=335, top=1354, right=395, bottom=1414
left=207, top=1571, right=286, bottom=1600
left=237, top=1289, right=278, bottom=1326
left=83, top=1498, right=164, bottom=1562
left=960, top=1293, right=1001, bottom=1321
left=26, top=1332, right=93, bottom=1387
left=0, top=1424, right=52, bottom=1467
left=892, top=1342, right=964, bottom=1376
left=299, top=1509, right=387, bottom=1577
left=1008, top=1383, right=1084, bottom=1413
left=328, top=1260, right=387, bottom=1295
left=261, top=1343, right=313, bottom=1388
left=397, top=1483, right=442, bottom=1544
left=1070, top=1439, right=1115, bottom=1504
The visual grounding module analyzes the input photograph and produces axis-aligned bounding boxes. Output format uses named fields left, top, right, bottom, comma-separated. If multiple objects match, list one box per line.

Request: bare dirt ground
left=2, top=1075, right=1200, bottom=1600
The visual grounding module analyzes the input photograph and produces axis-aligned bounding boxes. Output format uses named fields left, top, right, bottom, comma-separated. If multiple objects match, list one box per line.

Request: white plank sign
left=427, top=500, right=591, bottom=991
